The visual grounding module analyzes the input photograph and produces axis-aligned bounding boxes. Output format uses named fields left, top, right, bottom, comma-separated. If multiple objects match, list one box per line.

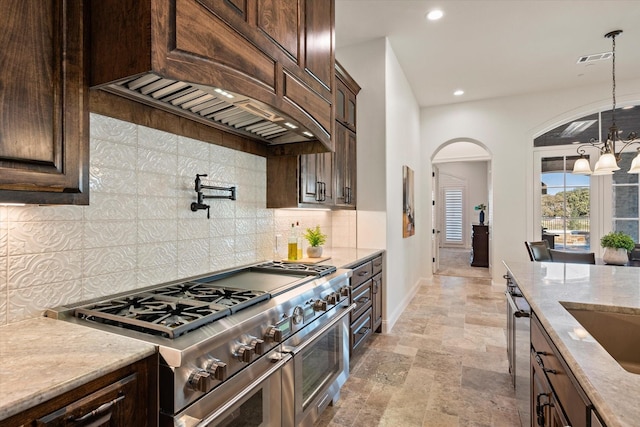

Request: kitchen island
left=504, top=260, right=640, bottom=427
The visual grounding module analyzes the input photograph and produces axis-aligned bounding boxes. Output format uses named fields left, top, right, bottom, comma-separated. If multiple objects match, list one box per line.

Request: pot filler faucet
left=190, top=174, right=236, bottom=218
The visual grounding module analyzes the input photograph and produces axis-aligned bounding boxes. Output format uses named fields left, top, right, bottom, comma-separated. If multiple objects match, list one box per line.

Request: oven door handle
left=284, top=303, right=356, bottom=356
left=505, top=291, right=530, bottom=318
left=194, top=353, right=292, bottom=427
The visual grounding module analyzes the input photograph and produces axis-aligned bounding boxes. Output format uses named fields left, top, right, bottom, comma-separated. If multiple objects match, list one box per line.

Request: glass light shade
left=572, top=157, right=592, bottom=175
left=593, top=152, right=620, bottom=172
left=628, top=153, right=640, bottom=173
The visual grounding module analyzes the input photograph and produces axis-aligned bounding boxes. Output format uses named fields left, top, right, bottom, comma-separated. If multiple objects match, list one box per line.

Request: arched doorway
left=432, top=140, right=492, bottom=278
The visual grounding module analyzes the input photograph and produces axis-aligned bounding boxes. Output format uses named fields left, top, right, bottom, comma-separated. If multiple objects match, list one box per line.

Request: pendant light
left=572, top=30, right=639, bottom=175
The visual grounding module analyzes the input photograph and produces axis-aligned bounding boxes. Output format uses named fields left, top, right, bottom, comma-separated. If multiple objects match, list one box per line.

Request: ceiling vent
left=577, top=51, right=612, bottom=64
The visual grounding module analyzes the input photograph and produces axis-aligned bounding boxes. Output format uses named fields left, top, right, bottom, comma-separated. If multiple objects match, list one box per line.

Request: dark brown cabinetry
left=471, top=224, right=489, bottom=267
left=267, top=61, right=359, bottom=209
left=530, top=314, right=592, bottom=427
left=2, top=356, right=157, bottom=427
left=349, top=254, right=384, bottom=356
left=0, top=0, right=89, bottom=205
left=300, top=151, right=334, bottom=205
left=90, top=0, right=335, bottom=154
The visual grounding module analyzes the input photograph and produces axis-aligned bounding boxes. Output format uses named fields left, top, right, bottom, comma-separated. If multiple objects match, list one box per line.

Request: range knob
left=265, top=326, right=283, bottom=343
left=313, top=299, right=328, bottom=312
left=340, top=286, right=350, bottom=298
left=187, top=369, right=210, bottom=392
left=235, top=345, right=253, bottom=363
left=204, top=359, right=227, bottom=381
left=251, top=338, right=265, bottom=355
left=326, top=292, right=339, bottom=305
left=292, top=306, right=304, bottom=324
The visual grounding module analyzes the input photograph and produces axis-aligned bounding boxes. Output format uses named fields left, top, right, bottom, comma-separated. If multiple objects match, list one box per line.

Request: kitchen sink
left=561, top=301, right=640, bottom=374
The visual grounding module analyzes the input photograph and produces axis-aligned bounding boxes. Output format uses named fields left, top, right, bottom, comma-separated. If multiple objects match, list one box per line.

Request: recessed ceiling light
left=622, top=105, right=635, bottom=110
left=453, top=89, right=464, bottom=96
left=426, top=9, right=443, bottom=21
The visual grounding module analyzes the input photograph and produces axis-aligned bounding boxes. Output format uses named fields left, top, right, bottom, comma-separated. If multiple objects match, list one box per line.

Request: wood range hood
left=89, top=0, right=335, bottom=156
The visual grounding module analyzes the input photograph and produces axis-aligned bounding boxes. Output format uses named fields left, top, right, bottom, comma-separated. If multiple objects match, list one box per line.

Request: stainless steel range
left=47, top=261, right=354, bottom=427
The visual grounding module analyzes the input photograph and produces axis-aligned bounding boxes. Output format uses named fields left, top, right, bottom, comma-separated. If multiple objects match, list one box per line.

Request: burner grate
left=252, top=261, right=336, bottom=277
left=75, top=293, right=231, bottom=338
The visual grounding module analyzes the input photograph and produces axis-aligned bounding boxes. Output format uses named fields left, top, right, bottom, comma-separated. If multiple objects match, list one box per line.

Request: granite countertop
left=504, top=260, right=640, bottom=427
left=0, top=317, right=156, bottom=421
left=320, top=247, right=385, bottom=269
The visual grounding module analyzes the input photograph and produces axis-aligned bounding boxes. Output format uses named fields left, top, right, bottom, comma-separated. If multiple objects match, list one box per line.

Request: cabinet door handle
left=535, top=392, right=552, bottom=426
left=322, top=182, right=327, bottom=201
left=68, top=394, right=125, bottom=423
left=315, top=181, right=322, bottom=201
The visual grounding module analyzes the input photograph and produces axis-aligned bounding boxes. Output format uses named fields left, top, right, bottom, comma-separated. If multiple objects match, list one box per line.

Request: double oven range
left=47, top=261, right=354, bottom=426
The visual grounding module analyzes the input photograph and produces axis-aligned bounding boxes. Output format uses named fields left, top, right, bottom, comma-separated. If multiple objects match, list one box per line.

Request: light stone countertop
left=319, top=247, right=385, bottom=269
left=504, top=260, right=640, bottom=427
left=0, top=317, right=156, bottom=421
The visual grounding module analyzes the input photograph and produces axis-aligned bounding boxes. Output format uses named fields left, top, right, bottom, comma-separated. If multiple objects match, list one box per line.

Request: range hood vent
left=103, top=73, right=317, bottom=145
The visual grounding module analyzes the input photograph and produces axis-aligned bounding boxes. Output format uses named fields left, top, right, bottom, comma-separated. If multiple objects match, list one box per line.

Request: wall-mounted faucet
left=190, top=174, right=236, bottom=219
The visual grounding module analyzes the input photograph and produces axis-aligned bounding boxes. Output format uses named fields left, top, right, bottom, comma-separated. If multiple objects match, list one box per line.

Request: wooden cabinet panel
left=372, top=272, right=383, bottom=332
left=334, top=123, right=356, bottom=207
left=257, top=0, right=299, bottom=59
left=283, top=72, right=332, bottom=140
left=175, top=2, right=276, bottom=89
left=304, top=0, right=333, bottom=89
left=349, top=254, right=384, bottom=356
left=0, top=0, right=88, bottom=204
left=531, top=314, right=590, bottom=427
left=300, top=151, right=333, bottom=205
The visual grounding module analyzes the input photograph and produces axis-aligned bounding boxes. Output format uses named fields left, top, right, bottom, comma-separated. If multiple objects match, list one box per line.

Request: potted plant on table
left=600, top=231, right=635, bottom=265
left=303, top=225, right=327, bottom=258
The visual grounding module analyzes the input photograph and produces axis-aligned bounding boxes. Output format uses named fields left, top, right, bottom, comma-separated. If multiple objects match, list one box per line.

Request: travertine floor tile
left=314, top=274, right=519, bottom=427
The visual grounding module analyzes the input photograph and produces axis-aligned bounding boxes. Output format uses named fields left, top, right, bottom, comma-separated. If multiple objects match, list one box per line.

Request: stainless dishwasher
left=505, top=273, right=531, bottom=427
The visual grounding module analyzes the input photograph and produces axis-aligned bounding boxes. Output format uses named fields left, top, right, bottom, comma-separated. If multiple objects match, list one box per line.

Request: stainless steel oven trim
left=169, top=348, right=291, bottom=427
left=283, top=303, right=356, bottom=355
left=282, top=302, right=354, bottom=427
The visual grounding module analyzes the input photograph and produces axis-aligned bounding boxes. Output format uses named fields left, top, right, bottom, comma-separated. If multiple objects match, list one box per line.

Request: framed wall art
left=403, top=165, right=415, bottom=237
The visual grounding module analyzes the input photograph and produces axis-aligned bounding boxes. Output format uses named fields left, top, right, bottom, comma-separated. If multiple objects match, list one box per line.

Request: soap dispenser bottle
left=288, top=223, right=298, bottom=260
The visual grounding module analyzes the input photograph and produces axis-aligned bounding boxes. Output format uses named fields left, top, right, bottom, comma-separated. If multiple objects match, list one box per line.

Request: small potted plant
left=303, top=225, right=327, bottom=258
left=600, top=231, right=635, bottom=265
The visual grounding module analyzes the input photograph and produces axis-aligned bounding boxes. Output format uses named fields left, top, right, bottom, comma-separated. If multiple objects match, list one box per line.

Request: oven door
left=169, top=347, right=291, bottom=427
left=282, top=302, right=355, bottom=427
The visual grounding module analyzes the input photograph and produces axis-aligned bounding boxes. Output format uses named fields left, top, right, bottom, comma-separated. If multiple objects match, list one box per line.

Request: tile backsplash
left=0, top=114, right=356, bottom=325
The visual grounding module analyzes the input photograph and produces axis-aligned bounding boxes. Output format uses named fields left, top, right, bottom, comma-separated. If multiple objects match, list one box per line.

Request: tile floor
left=315, top=273, right=522, bottom=427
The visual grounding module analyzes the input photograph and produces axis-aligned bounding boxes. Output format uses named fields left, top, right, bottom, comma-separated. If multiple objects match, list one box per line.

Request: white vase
left=307, top=246, right=323, bottom=258
left=603, top=247, right=629, bottom=265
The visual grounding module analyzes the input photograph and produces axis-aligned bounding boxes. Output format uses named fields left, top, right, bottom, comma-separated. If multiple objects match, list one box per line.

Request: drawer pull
left=68, top=394, right=125, bottom=423
left=358, top=271, right=369, bottom=277
left=356, top=296, right=370, bottom=304
left=535, top=352, right=557, bottom=375
left=357, top=326, right=371, bottom=335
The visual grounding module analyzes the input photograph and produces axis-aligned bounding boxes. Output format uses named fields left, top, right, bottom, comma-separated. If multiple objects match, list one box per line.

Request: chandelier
left=572, top=30, right=639, bottom=175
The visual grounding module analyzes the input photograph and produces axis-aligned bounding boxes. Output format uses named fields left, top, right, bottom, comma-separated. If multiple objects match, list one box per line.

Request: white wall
left=421, top=77, right=640, bottom=282
left=437, top=161, right=489, bottom=248
left=338, top=38, right=424, bottom=331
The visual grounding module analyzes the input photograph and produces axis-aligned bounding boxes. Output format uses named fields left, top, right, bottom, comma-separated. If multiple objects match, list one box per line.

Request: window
left=612, top=152, right=640, bottom=241
left=444, top=188, right=463, bottom=244
left=540, top=156, right=590, bottom=251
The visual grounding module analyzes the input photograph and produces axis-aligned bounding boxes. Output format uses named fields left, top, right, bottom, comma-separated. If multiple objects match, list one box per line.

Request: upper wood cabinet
left=0, top=0, right=89, bottom=205
left=267, top=61, right=359, bottom=209
left=90, top=0, right=335, bottom=155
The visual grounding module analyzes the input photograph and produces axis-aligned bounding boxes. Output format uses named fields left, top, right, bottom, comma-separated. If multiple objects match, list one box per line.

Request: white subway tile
left=9, top=221, right=83, bottom=255
left=7, top=280, right=82, bottom=323
left=83, top=270, right=138, bottom=300
left=138, top=264, right=179, bottom=287
left=84, top=246, right=137, bottom=277
left=8, top=251, right=83, bottom=289
left=138, top=196, right=178, bottom=220
left=178, top=136, right=210, bottom=160
left=209, top=218, right=236, bottom=238
left=84, top=193, right=137, bottom=221
left=137, top=147, right=178, bottom=175
left=178, top=258, right=210, bottom=278
left=137, top=171, right=178, bottom=198
left=91, top=138, right=137, bottom=171
left=138, top=126, right=178, bottom=153
left=91, top=167, right=137, bottom=195
left=138, top=219, right=177, bottom=244
left=7, top=205, right=83, bottom=222
left=84, top=220, right=137, bottom=249
left=138, top=241, right=177, bottom=269
left=90, top=114, right=137, bottom=145
left=178, top=238, right=209, bottom=262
